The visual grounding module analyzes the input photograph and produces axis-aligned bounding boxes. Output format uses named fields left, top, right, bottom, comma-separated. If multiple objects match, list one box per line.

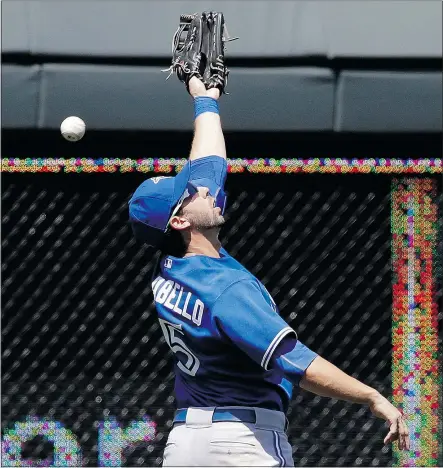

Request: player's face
left=180, top=186, right=225, bottom=230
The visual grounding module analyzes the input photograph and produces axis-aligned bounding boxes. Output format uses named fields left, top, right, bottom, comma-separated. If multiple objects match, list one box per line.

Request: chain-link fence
left=1, top=172, right=439, bottom=467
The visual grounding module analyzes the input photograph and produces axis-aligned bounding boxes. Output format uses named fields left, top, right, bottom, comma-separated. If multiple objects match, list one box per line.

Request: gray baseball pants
left=162, top=406, right=294, bottom=467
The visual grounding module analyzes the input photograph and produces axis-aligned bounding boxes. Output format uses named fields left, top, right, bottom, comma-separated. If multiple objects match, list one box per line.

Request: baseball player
left=129, top=12, right=410, bottom=467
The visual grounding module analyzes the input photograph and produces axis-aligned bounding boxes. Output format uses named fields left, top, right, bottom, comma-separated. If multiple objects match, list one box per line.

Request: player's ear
left=169, top=215, right=191, bottom=231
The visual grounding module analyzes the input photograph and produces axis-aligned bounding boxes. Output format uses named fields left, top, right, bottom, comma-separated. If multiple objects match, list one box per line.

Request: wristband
left=194, top=96, right=219, bottom=119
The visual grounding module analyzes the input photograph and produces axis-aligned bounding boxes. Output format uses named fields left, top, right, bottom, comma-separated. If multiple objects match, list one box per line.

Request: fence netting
left=2, top=173, right=395, bottom=466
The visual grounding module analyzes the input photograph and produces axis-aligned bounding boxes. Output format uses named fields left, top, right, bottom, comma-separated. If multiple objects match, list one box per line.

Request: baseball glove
left=163, top=14, right=204, bottom=89
left=201, top=11, right=237, bottom=94
left=164, top=12, right=238, bottom=94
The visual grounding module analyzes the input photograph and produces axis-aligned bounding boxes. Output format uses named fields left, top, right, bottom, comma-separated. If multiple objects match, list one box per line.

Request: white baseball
left=60, top=116, right=86, bottom=142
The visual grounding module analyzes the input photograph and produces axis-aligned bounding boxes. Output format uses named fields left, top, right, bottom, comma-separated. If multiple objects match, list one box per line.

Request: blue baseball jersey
left=151, top=156, right=317, bottom=412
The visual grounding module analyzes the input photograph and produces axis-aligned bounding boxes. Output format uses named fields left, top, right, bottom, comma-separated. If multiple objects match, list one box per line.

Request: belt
left=174, top=408, right=256, bottom=425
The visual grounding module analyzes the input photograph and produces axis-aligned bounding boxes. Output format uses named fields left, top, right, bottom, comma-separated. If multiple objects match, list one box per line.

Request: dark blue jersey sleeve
left=212, top=279, right=296, bottom=370
left=270, top=336, right=318, bottom=386
left=190, top=156, right=227, bottom=192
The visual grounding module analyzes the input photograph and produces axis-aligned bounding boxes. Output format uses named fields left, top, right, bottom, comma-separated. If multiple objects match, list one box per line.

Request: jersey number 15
left=158, top=319, right=200, bottom=377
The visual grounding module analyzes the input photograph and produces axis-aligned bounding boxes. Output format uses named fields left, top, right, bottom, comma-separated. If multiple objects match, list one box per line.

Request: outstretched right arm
left=272, top=338, right=410, bottom=451
left=212, top=279, right=410, bottom=451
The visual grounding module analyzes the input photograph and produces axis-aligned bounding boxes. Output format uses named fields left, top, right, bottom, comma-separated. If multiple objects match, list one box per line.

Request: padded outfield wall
left=2, top=1, right=442, bottom=132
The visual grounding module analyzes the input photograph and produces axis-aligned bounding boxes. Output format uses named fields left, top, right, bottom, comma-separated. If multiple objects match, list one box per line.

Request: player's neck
left=184, top=228, right=221, bottom=258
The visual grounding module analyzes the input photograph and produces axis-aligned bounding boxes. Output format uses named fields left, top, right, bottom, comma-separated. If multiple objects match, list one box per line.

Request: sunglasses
left=166, top=182, right=227, bottom=231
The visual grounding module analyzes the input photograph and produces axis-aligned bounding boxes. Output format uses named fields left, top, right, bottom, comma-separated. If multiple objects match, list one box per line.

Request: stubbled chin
left=199, top=218, right=225, bottom=231
left=215, top=214, right=225, bottom=226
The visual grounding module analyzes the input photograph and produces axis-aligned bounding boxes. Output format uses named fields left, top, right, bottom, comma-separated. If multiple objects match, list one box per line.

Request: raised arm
left=188, top=77, right=227, bottom=161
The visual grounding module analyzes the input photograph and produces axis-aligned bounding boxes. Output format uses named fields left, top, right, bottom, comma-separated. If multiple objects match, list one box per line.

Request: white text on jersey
left=152, top=276, right=204, bottom=327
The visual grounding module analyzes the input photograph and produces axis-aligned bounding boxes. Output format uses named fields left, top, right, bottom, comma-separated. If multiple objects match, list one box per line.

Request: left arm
left=188, top=78, right=227, bottom=161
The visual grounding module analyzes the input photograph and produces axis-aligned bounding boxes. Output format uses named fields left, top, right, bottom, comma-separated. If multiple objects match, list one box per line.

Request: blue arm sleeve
left=270, top=336, right=318, bottom=387
left=190, top=156, right=227, bottom=191
left=212, top=279, right=296, bottom=370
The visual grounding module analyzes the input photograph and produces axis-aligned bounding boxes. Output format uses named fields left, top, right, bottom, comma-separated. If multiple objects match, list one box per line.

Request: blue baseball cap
left=128, top=161, right=227, bottom=247
left=128, top=162, right=191, bottom=247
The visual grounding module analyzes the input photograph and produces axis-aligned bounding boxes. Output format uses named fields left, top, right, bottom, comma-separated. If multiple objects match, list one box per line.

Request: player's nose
left=197, top=187, right=210, bottom=198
